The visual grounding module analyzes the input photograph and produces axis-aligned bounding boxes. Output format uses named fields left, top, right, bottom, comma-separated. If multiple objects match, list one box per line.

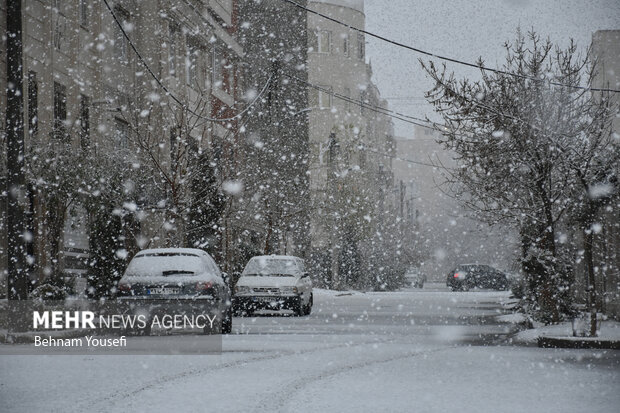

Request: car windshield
left=242, top=258, right=298, bottom=276
left=454, top=265, right=476, bottom=274
left=124, top=253, right=202, bottom=277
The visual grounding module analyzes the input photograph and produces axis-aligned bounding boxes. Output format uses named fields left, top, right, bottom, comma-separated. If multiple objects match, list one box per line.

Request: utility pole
left=5, top=0, right=29, bottom=301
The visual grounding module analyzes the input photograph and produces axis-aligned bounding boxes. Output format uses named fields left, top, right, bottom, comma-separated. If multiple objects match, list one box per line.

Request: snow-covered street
left=2, top=284, right=618, bottom=413
left=1, top=0, right=619, bottom=412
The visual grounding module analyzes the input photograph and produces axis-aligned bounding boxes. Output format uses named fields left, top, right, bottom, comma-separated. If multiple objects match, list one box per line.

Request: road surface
left=1, top=283, right=619, bottom=412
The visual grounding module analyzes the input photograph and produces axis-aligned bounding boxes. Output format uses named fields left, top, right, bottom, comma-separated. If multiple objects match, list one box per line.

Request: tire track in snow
left=252, top=346, right=456, bottom=413
left=76, top=335, right=397, bottom=413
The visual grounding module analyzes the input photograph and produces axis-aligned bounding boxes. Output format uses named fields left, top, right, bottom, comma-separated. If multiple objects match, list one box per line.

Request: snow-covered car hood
left=236, top=275, right=300, bottom=288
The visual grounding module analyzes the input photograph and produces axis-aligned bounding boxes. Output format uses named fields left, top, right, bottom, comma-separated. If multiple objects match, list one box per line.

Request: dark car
left=447, top=264, right=508, bottom=291
left=116, top=248, right=232, bottom=334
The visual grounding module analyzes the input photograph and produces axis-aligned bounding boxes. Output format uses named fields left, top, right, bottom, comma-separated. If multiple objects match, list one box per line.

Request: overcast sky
left=364, top=0, right=620, bottom=138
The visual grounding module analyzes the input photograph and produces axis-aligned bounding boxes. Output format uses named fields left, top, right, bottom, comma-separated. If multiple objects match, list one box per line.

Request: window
left=359, top=90, right=368, bottom=114
left=79, top=0, right=89, bottom=28
left=343, top=34, right=350, bottom=57
left=357, top=33, right=365, bottom=59
left=114, top=118, right=129, bottom=149
left=210, top=0, right=233, bottom=25
left=318, top=85, right=332, bottom=109
left=318, top=30, right=332, bottom=54
left=186, top=37, right=200, bottom=87
left=309, top=30, right=318, bottom=52
left=212, top=46, right=231, bottom=93
left=168, top=24, right=178, bottom=75
left=113, top=7, right=129, bottom=63
left=212, top=47, right=222, bottom=89
left=53, top=82, right=67, bottom=140
left=27, top=71, right=38, bottom=138
left=80, top=95, right=90, bottom=149
left=53, top=13, right=66, bottom=51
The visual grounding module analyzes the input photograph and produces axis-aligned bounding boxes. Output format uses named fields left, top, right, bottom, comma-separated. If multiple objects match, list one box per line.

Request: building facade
left=578, top=30, right=620, bottom=319
left=236, top=0, right=310, bottom=262
left=0, top=0, right=243, bottom=291
left=305, top=0, right=397, bottom=286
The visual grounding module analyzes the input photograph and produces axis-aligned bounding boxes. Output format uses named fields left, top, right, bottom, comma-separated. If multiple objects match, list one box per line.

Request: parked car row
left=115, top=249, right=314, bottom=335
left=446, top=264, right=509, bottom=291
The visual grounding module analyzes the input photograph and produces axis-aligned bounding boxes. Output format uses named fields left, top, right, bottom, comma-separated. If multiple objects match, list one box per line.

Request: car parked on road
left=404, top=267, right=426, bottom=288
left=234, top=255, right=313, bottom=316
left=447, top=264, right=508, bottom=291
left=116, top=248, right=232, bottom=334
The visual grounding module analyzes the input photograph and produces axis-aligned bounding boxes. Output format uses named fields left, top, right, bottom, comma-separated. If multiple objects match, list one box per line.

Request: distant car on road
left=447, top=264, right=508, bottom=291
left=405, top=267, right=426, bottom=288
left=234, top=255, right=313, bottom=316
left=116, top=248, right=232, bottom=334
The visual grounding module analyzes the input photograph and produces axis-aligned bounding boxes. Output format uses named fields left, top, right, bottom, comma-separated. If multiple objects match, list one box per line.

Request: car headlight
left=235, top=286, right=251, bottom=294
left=280, top=286, right=298, bottom=294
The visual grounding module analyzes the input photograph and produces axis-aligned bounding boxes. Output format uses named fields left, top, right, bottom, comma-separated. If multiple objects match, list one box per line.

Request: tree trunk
left=264, top=214, right=273, bottom=254
left=47, top=198, right=67, bottom=285
left=583, top=229, right=598, bottom=337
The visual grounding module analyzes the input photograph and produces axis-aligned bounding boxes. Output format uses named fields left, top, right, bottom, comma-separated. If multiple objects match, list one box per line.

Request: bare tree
left=423, top=30, right=619, bottom=326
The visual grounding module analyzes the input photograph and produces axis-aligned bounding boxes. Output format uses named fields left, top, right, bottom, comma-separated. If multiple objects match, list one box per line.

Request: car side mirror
left=221, top=272, right=230, bottom=284
left=302, top=272, right=309, bottom=278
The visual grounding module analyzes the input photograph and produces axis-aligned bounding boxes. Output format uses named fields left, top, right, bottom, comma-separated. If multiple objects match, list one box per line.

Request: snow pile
left=513, top=320, right=620, bottom=345
left=496, top=312, right=529, bottom=324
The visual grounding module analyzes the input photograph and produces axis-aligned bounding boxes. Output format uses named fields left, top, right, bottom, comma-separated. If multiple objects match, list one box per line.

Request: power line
left=101, top=0, right=487, bottom=172
left=281, top=0, right=620, bottom=94
left=179, top=0, right=607, bottom=144
left=105, top=0, right=437, bottom=131
left=101, top=0, right=272, bottom=123
left=176, top=0, right=444, bottom=130
left=361, top=147, right=441, bottom=169
left=282, top=71, right=439, bottom=129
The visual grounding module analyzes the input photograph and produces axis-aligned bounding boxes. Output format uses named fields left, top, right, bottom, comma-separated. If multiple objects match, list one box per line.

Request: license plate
left=253, top=297, right=276, bottom=303
left=148, top=287, right=180, bottom=295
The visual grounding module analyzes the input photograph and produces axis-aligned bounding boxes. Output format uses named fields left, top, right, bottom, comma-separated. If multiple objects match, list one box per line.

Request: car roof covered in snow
left=249, top=255, right=303, bottom=261
left=134, top=248, right=208, bottom=257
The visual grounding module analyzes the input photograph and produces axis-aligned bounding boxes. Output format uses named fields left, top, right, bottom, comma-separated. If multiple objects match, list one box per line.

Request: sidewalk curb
left=538, top=336, right=620, bottom=350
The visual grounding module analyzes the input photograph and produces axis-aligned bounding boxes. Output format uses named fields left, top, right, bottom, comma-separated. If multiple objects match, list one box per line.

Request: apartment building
left=305, top=0, right=396, bottom=283
left=0, top=0, right=243, bottom=287
left=577, top=30, right=620, bottom=318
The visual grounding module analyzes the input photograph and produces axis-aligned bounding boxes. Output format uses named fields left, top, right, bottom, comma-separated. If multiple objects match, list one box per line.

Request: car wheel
left=203, top=313, right=224, bottom=335
left=304, top=293, right=313, bottom=315
left=243, top=303, right=255, bottom=317
left=294, top=297, right=305, bottom=316
left=138, top=322, right=152, bottom=336
left=203, top=322, right=219, bottom=335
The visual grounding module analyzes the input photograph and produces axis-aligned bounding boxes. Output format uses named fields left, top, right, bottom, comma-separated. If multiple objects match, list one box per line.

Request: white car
left=234, top=255, right=313, bottom=316
left=405, top=267, right=426, bottom=288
